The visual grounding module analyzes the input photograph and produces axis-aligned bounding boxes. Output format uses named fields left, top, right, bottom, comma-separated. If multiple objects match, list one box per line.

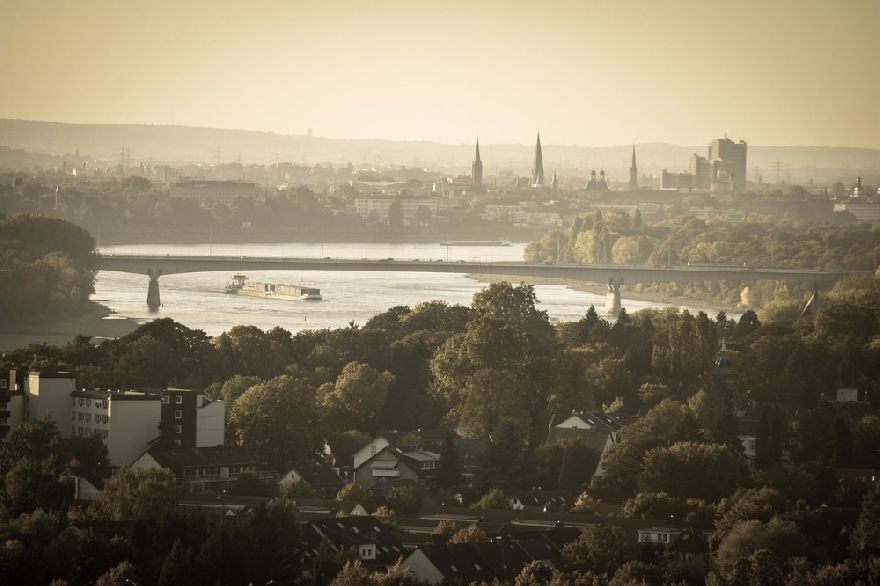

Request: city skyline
left=0, top=0, right=878, bottom=148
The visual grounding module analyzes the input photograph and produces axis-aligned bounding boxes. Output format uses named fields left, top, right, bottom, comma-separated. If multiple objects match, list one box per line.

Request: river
left=94, top=242, right=696, bottom=336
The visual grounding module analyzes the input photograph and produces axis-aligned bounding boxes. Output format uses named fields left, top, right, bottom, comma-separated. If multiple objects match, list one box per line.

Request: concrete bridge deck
left=96, top=253, right=858, bottom=312
left=96, top=253, right=850, bottom=284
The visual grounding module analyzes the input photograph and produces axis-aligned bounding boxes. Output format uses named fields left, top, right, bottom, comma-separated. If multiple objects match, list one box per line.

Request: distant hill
left=1, top=118, right=878, bottom=183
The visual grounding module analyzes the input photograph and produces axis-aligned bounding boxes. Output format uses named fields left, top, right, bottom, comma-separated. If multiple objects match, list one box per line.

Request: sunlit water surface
left=95, top=242, right=700, bottom=336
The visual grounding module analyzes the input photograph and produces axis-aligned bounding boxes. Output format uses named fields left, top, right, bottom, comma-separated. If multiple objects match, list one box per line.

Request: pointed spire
left=472, top=137, right=483, bottom=188
left=629, top=143, right=639, bottom=190
left=531, top=132, right=544, bottom=187
left=551, top=170, right=558, bottom=190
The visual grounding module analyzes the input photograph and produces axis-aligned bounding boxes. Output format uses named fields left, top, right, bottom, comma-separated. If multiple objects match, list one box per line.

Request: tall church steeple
left=531, top=133, right=544, bottom=187
left=472, top=138, right=483, bottom=187
left=629, top=144, right=639, bottom=190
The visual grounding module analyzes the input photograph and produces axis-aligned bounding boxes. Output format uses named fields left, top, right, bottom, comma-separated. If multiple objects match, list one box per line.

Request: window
left=175, top=424, right=182, bottom=434
left=175, top=395, right=183, bottom=404
left=0, top=379, right=7, bottom=389
left=86, top=399, right=91, bottom=407
left=72, top=412, right=76, bottom=421
left=102, top=430, right=108, bottom=439
left=174, top=439, right=182, bottom=446
left=161, top=396, right=169, bottom=404
left=175, top=410, right=182, bottom=419
left=78, top=398, right=83, bottom=406
left=85, top=413, right=91, bottom=422
left=78, top=412, right=83, bottom=421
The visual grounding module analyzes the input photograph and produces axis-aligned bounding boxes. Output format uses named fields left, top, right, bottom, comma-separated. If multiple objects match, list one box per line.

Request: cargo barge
left=224, top=274, right=322, bottom=301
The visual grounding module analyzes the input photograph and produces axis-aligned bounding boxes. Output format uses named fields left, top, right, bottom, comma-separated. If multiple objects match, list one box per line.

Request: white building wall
left=28, top=373, right=75, bottom=437
left=107, top=398, right=162, bottom=465
left=196, top=400, right=225, bottom=447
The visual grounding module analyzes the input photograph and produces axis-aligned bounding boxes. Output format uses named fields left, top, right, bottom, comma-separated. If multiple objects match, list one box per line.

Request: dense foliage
left=2, top=272, right=879, bottom=583
left=0, top=214, right=96, bottom=320
left=526, top=212, right=878, bottom=307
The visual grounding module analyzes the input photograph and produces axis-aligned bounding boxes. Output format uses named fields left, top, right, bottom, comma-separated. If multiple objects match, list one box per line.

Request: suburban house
left=130, top=445, right=263, bottom=492
left=279, top=462, right=344, bottom=497
left=304, top=516, right=407, bottom=569
left=401, top=533, right=569, bottom=584
left=546, top=410, right=621, bottom=479
left=353, top=444, right=423, bottom=489
left=508, top=489, right=568, bottom=512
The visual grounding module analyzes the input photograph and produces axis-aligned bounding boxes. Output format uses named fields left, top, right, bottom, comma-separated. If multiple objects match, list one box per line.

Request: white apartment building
left=353, top=198, right=440, bottom=224
left=28, top=372, right=77, bottom=437
left=70, top=390, right=162, bottom=466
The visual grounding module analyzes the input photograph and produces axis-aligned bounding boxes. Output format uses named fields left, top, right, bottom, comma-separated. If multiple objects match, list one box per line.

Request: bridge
left=95, top=254, right=856, bottom=315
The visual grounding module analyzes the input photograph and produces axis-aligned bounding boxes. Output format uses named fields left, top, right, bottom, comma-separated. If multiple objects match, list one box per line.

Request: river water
left=94, top=242, right=693, bottom=336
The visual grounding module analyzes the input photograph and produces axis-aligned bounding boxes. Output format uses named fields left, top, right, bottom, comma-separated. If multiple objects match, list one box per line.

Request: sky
left=0, top=0, right=878, bottom=148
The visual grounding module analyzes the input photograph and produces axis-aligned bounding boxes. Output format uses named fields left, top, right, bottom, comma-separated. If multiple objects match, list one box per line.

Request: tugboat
left=225, top=274, right=322, bottom=301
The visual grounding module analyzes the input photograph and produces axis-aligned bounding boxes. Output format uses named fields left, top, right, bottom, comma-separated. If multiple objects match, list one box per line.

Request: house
left=353, top=437, right=391, bottom=470
left=131, top=445, right=262, bottom=493
left=279, top=462, right=344, bottom=497
left=353, top=444, right=423, bottom=490
left=401, top=532, right=569, bottom=584
left=402, top=542, right=496, bottom=584
left=547, top=410, right=619, bottom=479
left=305, top=516, right=407, bottom=569
left=59, top=466, right=114, bottom=501
left=508, top=489, right=568, bottom=512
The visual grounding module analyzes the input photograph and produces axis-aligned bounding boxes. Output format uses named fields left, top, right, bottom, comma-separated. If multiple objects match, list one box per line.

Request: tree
left=563, top=524, right=633, bottom=576
left=825, top=416, right=854, bottom=467
left=715, top=517, right=808, bottom=577
left=215, top=374, right=262, bottom=410
left=435, top=432, right=463, bottom=488
left=318, top=362, right=395, bottom=433
left=853, top=485, right=880, bottom=552
left=336, top=482, right=368, bottom=503
left=638, top=441, right=746, bottom=501
left=100, top=467, right=177, bottom=521
left=158, top=538, right=193, bottom=586
left=449, top=524, right=490, bottom=544
left=471, top=488, right=510, bottom=510
left=227, top=374, right=323, bottom=469
left=386, top=486, right=422, bottom=516
left=388, top=197, right=403, bottom=229
left=95, top=561, right=138, bottom=586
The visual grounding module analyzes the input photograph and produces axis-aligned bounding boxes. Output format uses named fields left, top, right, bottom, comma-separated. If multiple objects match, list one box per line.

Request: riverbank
left=0, top=301, right=140, bottom=352
left=466, top=273, right=744, bottom=316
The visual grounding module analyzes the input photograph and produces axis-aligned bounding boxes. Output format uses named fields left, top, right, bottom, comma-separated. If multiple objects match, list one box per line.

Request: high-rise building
left=629, top=145, right=639, bottom=190
left=531, top=133, right=544, bottom=187
left=472, top=139, right=483, bottom=187
left=709, top=137, right=748, bottom=191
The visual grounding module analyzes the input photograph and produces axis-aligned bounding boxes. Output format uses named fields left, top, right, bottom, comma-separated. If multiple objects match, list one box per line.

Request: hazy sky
left=1, top=0, right=878, bottom=147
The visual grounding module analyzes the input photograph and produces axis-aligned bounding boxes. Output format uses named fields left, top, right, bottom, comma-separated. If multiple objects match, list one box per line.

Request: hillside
left=1, top=119, right=879, bottom=182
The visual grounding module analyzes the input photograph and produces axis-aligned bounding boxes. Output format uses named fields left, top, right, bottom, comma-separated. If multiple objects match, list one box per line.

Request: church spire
left=472, top=138, right=483, bottom=188
left=551, top=170, right=558, bottom=190
left=531, top=132, right=544, bottom=187
left=629, top=144, right=639, bottom=190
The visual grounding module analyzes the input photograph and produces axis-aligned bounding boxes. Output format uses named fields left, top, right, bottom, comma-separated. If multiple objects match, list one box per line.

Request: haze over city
left=1, top=0, right=878, bottom=147
left=2, top=2, right=880, bottom=585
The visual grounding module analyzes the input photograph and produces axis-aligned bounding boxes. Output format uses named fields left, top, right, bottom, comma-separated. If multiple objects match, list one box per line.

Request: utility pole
left=773, top=158, right=784, bottom=185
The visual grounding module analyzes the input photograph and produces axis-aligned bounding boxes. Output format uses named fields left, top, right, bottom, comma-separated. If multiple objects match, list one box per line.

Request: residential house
left=131, top=445, right=261, bottom=493
left=353, top=444, right=423, bottom=490
left=304, top=516, right=407, bottom=569
left=279, top=462, right=344, bottom=497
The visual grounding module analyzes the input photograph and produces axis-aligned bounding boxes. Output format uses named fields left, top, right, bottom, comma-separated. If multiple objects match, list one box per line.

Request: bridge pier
left=147, top=269, right=161, bottom=309
left=606, top=278, right=623, bottom=317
